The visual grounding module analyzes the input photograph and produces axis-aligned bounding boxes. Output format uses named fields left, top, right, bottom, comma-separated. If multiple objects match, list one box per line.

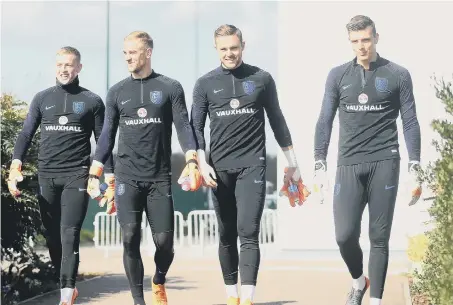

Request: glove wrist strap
left=186, top=159, right=198, bottom=165
left=11, top=159, right=22, bottom=171
left=185, top=150, right=198, bottom=162
left=315, top=160, right=327, bottom=171
left=408, top=160, right=421, bottom=172
left=104, top=174, right=115, bottom=184
left=89, top=160, right=104, bottom=178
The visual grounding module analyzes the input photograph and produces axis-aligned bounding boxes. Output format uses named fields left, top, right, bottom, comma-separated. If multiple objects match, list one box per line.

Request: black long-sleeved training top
left=94, top=70, right=196, bottom=181
left=191, top=62, right=293, bottom=170
left=13, top=77, right=113, bottom=176
left=314, top=54, right=421, bottom=166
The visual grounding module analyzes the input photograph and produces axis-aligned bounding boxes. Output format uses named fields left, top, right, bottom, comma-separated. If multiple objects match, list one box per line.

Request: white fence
left=93, top=209, right=277, bottom=257
left=93, top=211, right=185, bottom=257
left=186, top=209, right=277, bottom=247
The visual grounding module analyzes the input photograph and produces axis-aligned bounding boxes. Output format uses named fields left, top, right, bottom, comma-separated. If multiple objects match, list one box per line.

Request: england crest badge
left=375, top=77, right=389, bottom=93
left=242, top=81, right=256, bottom=95
left=150, top=91, right=163, bottom=105
left=73, top=101, right=85, bottom=114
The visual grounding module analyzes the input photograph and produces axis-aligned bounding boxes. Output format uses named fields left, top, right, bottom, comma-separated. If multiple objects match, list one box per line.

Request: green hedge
left=1, top=94, right=57, bottom=305
left=413, top=76, right=453, bottom=305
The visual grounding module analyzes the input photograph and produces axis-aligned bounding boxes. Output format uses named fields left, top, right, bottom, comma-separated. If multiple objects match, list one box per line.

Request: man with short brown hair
left=190, top=24, right=309, bottom=305
left=313, top=15, right=422, bottom=305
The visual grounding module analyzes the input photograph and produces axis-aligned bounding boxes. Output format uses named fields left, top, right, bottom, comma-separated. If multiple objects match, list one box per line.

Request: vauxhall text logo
left=346, top=93, right=385, bottom=112
left=124, top=107, right=163, bottom=125
left=45, top=115, right=82, bottom=132
left=216, top=98, right=255, bottom=117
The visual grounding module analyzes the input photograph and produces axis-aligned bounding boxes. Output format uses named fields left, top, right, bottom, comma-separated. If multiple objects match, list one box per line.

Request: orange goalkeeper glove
left=178, top=150, right=202, bottom=191
left=7, top=159, right=24, bottom=198
left=99, top=174, right=116, bottom=214
left=279, top=166, right=311, bottom=207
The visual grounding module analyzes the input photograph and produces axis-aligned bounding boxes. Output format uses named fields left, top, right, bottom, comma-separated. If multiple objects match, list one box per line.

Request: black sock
left=133, top=297, right=146, bottom=305
left=153, top=269, right=166, bottom=285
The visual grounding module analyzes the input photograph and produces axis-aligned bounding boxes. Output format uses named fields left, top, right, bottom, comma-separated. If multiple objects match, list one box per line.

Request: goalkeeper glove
left=312, top=160, right=328, bottom=204
left=7, top=159, right=24, bottom=198
left=279, top=166, right=310, bottom=207
left=408, top=161, right=422, bottom=206
left=87, top=160, right=104, bottom=200
left=178, top=150, right=202, bottom=191
left=99, top=174, right=116, bottom=214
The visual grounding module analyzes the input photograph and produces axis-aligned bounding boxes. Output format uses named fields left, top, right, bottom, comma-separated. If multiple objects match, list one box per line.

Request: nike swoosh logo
left=385, top=185, right=395, bottom=190
left=45, top=105, right=55, bottom=110
left=121, top=99, right=131, bottom=105
left=213, top=89, right=223, bottom=93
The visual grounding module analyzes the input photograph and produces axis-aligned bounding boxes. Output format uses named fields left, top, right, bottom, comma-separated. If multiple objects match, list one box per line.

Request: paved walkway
left=21, top=247, right=411, bottom=305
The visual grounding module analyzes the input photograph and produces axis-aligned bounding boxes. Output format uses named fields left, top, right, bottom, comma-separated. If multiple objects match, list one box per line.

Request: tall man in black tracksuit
left=8, top=47, right=114, bottom=305
left=190, top=24, right=309, bottom=305
left=313, top=15, right=422, bottom=305
left=87, top=31, right=201, bottom=305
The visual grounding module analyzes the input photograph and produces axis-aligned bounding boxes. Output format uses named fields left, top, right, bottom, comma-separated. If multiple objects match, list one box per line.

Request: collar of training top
left=220, top=61, right=246, bottom=75
left=56, top=76, right=80, bottom=93
left=129, top=70, right=157, bottom=82
left=352, top=53, right=385, bottom=70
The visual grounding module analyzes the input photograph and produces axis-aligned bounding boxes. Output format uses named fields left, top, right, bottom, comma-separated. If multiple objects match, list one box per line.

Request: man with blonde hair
left=87, top=31, right=201, bottom=305
left=190, top=24, right=309, bottom=305
left=8, top=46, right=113, bottom=305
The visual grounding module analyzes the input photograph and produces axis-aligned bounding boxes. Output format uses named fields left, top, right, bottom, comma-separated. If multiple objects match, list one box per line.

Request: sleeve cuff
left=283, top=148, right=298, bottom=167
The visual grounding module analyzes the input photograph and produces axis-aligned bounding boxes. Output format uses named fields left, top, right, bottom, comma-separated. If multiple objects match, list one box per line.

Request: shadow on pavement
left=255, top=302, right=297, bottom=305
left=213, top=301, right=297, bottom=305
left=20, top=274, right=195, bottom=304
left=76, top=274, right=136, bottom=304
left=159, top=276, right=197, bottom=291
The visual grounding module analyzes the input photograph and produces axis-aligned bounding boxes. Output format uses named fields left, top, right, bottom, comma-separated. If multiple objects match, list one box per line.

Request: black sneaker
left=345, top=277, right=370, bottom=305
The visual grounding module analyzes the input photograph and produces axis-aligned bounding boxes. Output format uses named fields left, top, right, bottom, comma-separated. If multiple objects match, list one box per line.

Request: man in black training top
left=190, top=24, right=310, bottom=305
left=7, top=46, right=114, bottom=305
left=87, top=31, right=201, bottom=305
left=313, top=15, right=422, bottom=305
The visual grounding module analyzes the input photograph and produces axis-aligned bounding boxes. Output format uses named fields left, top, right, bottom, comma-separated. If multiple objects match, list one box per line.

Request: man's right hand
left=87, top=160, right=104, bottom=200
left=7, top=159, right=24, bottom=198
left=279, top=166, right=310, bottom=207
left=178, top=150, right=203, bottom=191
left=196, top=149, right=217, bottom=188
left=312, top=160, right=328, bottom=204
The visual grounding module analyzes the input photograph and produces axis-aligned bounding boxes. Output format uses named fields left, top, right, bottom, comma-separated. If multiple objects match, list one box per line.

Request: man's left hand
left=408, top=161, right=422, bottom=206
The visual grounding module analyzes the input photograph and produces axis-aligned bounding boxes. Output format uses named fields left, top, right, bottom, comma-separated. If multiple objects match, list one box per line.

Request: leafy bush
left=79, top=229, right=94, bottom=245
left=407, top=233, right=429, bottom=263
left=1, top=93, right=57, bottom=304
left=412, top=76, right=453, bottom=305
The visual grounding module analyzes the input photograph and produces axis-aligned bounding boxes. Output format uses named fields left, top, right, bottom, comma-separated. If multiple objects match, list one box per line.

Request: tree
left=413, top=76, right=453, bottom=305
left=1, top=94, right=56, bottom=304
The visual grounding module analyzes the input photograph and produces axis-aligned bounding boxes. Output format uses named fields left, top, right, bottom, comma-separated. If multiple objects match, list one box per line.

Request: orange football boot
left=152, top=281, right=168, bottom=305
